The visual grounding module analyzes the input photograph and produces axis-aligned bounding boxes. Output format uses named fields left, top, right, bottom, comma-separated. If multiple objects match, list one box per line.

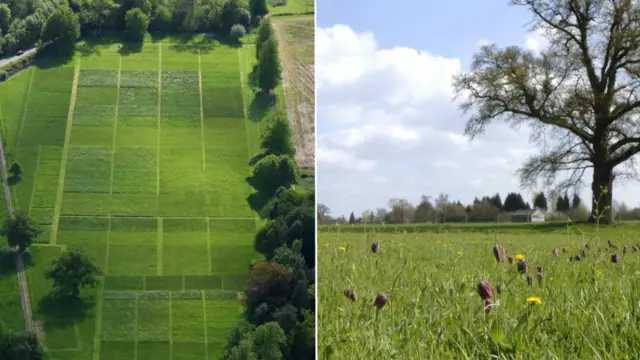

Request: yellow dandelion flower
left=549, top=277, right=554, bottom=281
left=526, top=296, right=542, bottom=305
left=515, top=254, right=525, bottom=261
left=457, top=251, right=462, bottom=255
left=338, top=246, right=346, bottom=252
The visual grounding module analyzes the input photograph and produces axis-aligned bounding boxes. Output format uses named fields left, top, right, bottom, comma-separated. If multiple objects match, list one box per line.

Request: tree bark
left=588, top=165, right=614, bottom=224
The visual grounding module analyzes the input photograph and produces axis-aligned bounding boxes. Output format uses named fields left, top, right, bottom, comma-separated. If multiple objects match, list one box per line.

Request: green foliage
left=0, top=212, right=40, bottom=253
left=257, top=35, right=281, bottom=92
left=533, top=192, right=548, bottom=211
left=245, top=261, right=292, bottom=323
left=221, top=0, right=251, bottom=30
left=250, top=0, right=269, bottom=18
left=40, top=6, right=80, bottom=57
left=260, top=111, right=294, bottom=157
left=0, top=4, right=11, bottom=35
left=45, top=248, right=101, bottom=297
left=0, top=323, right=44, bottom=360
left=230, top=23, right=246, bottom=40
left=9, top=162, right=22, bottom=176
left=79, top=0, right=119, bottom=32
left=252, top=322, right=289, bottom=359
left=249, top=154, right=297, bottom=197
left=124, top=7, right=149, bottom=42
left=255, top=16, right=273, bottom=60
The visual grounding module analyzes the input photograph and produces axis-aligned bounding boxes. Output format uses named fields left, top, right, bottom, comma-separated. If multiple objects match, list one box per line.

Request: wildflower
left=496, top=283, right=503, bottom=294
left=517, top=259, right=528, bottom=274
left=457, top=251, right=462, bottom=255
left=477, top=280, right=493, bottom=301
left=371, top=242, right=380, bottom=253
left=526, top=275, right=533, bottom=286
left=526, top=296, right=542, bottom=305
left=515, top=254, right=525, bottom=261
left=623, top=245, right=627, bottom=254
left=508, top=256, right=514, bottom=264
left=493, top=243, right=506, bottom=263
left=575, top=254, right=582, bottom=261
left=581, top=250, right=587, bottom=258
left=585, top=244, right=590, bottom=250
left=562, top=248, right=567, bottom=253
left=569, top=256, right=573, bottom=262
left=537, top=266, right=543, bottom=273
left=344, top=287, right=356, bottom=301
left=338, top=246, right=346, bottom=252
left=484, top=299, right=493, bottom=314
left=549, top=277, right=554, bottom=281
left=611, top=253, right=621, bottom=263
left=537, top=272, right=544, bottom=285
left=553, top=248, right=559, bottom=257
left=374, top=292, right=388, bottom=309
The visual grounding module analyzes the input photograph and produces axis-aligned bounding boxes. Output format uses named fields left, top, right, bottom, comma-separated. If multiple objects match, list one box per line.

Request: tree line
left=219, top=28, right=315, bottom=359
left=0, top=0, right=271, bottom=58
left=318, top=189, right=640, bottom=225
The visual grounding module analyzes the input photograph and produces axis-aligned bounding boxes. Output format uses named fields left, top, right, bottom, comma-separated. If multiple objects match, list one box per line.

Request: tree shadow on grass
left=8, top=175, right=22, bottom=186
left=247, top=191, right=272, bottom=214
left=37, top=292, right=95, bottom=331
left=118, top=41, right=144, bottom=56
left=168, top=34, right=219, bottom=54
left=34, top=52, right=75, bottom=70
left=0, top=247, right=33, bottom=275
left=249, top=90, right=276, bottom=124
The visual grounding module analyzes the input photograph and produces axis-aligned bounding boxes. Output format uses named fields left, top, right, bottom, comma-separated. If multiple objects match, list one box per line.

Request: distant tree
left=125, top=8, right=149, bottom=42
left=260, top=111, right=295, bottom=157
left=244, top=261, right=292, bottom=323
left=250, top=0, right=268, bottom=18
left=348, top=212, right=355, bottom=225
left=413, top=195, right=435, bottom=223
left=81, top=0, right=119, bottom=33
left=222, top=0, right=250, bottom=30
left=45, top=248, right=101, bottom=297
left=0, top=324, right=44, bottom=360
left=572, top=194, right=581, bottom=209
left=0, top=4, right=11, bottom=35
left=150, top=5, right=172, bottom=33
left=253, top=322, right=289, bottom=358
left=221, top=319, right=256, bottom=360
left=317, top=203, right=330, bottom=224
left=255, top=16, right=273, bottom=60
left=9, top=162, right=22, bottom=177
left=468, top=200, right=500, bottom=222
left=503, top=192, right=527, bottom=211
left=230, top=24, right=246, bottom=40
left=562, top=194, right=571, bottom=212
left=40, top=7, right=80, bottom=57
left=489, top=193, right=503, bottom=211
left=257, top=35, right=281, bottom=92
left=1, top=212, right=40, bottom=253
left=272, top=241, right=305, bottom=270
left=249, top=155, right=297, bottom=196
left=533, top=192, right=548, bottom=211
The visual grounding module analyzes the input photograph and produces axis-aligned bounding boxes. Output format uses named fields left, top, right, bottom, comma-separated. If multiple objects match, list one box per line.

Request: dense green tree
left=533, top=192, right=548, bottom=211
left=253, top=322, right=289, bottom=359
left=289, top=309, right=314, bottom=359
left=255, top=16, right=273, bottom=60
left=257, top=35, right=281, bottom=92
left=249, top=154, right=297, bottom=196
left=244, top=261, right=292, bottom=324
left=0, top=323, right=44, bottom=360
left=348, top=211, right=355, bottom=224
left=1, top=212, right=40, bottom=253
left=0, top=4, right=11, bottom=35
left=40, top=6, right=80, bottom=56
left=562, top=193, right=571, bottom=212
left=272, top=242, right=305, bottom=270
left=9, top=162, right=22, bottom=177
left=124, top=7, right=149, bottom=42
left=81, top=0, right=119, bottom=32
left=249, top=0, right=268, bottom=18
left=150, top=5, right=171, bottom=32
left=230, top=23, right=245, bottom=40
left=503, top=192, right=527, bottom=212
left=260, top=111, right=294, bottom=156
left=572, top=194, right=581, bottom=209
left=221, top=0, right=250, bottom=30
left=45, top=248, right=101, bottom=297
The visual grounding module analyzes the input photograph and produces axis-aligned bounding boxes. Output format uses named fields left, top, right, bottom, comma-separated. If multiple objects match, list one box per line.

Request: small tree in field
left=257, top=35, right=281, bottom=92
left=260, top=111, right=295, bottom=157
left=45, top=248, right=101, bottom=298
left=230, top=24, right=246, bottom=41
left=255, top=17, right=273, bottom=60
left=40, top=6, right=80, bottom=56
left=9, top=162, right=22, bottom=177
left=125, top=8, right=149, bottom=43
left=0, top=323, right=44, bottom=360
left=1, top=212, right=40, bottom=253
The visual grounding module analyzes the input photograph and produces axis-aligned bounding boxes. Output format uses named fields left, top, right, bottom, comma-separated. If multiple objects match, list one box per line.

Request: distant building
left=510, top=208, right=546, bottom=223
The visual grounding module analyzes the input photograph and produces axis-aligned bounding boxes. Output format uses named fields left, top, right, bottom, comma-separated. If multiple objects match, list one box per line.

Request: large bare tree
left=453, top=0, right=640, bottom=224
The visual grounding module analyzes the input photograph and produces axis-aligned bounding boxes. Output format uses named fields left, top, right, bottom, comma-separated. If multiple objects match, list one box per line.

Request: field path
left=0, top=114, right=33, bottom=331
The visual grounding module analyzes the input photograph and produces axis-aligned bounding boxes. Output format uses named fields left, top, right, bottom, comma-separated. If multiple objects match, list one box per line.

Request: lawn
left=0, top=36, right=274, bottom=359
left=318, top=223, right=640, bottom=358
left=268, top=0, right=314, bottom=15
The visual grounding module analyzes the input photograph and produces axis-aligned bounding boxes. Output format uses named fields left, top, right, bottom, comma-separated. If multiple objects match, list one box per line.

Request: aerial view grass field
left=318, top=223, right=640, bottom=358
left=0, top=37, right=269, bottom=359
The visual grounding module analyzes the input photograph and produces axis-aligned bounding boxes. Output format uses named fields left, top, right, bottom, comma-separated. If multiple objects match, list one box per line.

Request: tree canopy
left=124, top=7, right=149, bottom=42
left=45, top=248, right=101, bottom=297
left=1, top=212, right=41, bottom=253
left=453, top=0, right=640, bottom=224
left=257, top=35, right=281, bottom=92
left=40, top=6, right=80, bottom=56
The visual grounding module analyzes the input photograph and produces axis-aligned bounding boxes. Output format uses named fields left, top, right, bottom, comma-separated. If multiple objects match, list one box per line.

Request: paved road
left=0, top=48, right=36, bottom=69
left=0, top=128, right=33, bottom=330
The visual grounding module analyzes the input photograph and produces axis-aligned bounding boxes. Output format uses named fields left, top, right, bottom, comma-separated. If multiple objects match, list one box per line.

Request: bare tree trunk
left=588, top=166, right=614, bottom=224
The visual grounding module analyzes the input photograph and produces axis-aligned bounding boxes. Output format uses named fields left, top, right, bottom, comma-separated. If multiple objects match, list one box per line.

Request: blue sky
left=316, top=0, right=640, bottom=218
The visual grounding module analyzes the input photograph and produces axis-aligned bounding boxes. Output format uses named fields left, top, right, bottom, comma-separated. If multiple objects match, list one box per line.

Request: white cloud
left=525, top=28, right=549, bottom=53
left=317, top=24, right=640, bottom=217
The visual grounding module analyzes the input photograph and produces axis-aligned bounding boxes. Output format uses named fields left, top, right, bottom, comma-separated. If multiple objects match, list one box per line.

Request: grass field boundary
left=109, top=55, right=123, bottom=195
left=91, top=215, right=110, bottom=360
left=16, top=68, right=36, bottom=146
left=157, top=217, right=163, bottom=276
left=58, top=214, right=256, bottom=220
left=238, top=47, right=255, bottom=162
left=134, top=292, right=139, bottom=360
left=198, top=50, right=206, bottom=170
left=169, top=295, right=173, bottom=358
left=156, top=43, right=162, bottom=196
left=202, top=290, right=208, bottom=359
left=51, top=59, right=81, bottom=244
left=206, top=218, right=212, bottom=274
left=27, top=145, right=41, bottom=214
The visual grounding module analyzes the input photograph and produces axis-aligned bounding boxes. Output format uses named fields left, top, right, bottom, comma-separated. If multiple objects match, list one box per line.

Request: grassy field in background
left=268, top=0, right=314, bottom=15
left=0, top=35, right=279, bottom=359
left=318, top=224, right=640, bottom=358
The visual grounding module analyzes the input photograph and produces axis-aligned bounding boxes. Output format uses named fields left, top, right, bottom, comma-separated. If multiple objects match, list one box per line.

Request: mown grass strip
left=110, top=55, right=123, bottom=195
left=157, top=43, right=162, bottom=195
left=198, top=50, right=206, bottom=170
left=91, top=215, right=110, bottom=360
left=202, top=290, right=208, bottom=360
left=157, top=217, right=163, bottom=276
left=16, top=68, right=36, bottom=146
left=51, top=60, right=81, bottom=244
left=27, top=146, right=41, bottom=215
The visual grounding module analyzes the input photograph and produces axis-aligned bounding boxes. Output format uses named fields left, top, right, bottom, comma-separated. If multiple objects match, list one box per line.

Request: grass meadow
left=318, top=223, right=640, bottom=359
left=0, top=35, right=276, bottom=359
left=268, top=0, right=314, bottom=15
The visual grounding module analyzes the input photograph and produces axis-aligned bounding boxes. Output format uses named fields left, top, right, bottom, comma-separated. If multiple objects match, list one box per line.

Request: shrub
left=0, top=70, right=6, bottom=81
left=230, top=24, right=246, bottom=40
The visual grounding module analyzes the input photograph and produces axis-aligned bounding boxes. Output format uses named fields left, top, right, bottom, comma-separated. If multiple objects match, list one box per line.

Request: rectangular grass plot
left=119, top=87, right=158, bottom=106
left=104, top=276, right=143, bottom=291
left=162, top=231, right=209, bottom=275
left=161, top=89, right=201, bottom=109
left=137, top=299, right=170, bottom=342
left=101, top=299, right=136, bottom=341
left=144, top=276, right=182, bottom=291
left=100, top=342, right=135, bottom=359
left=26, top=92, right=71, bottom=118
left=112, top=147, right=157, bottom=194
left=73, top=105, right=116, bottom=126
left=78, top=69, right=118, bottom=87
left=20, top=118, right=66, bottom=146
left=171, top=300, right=205, bottom=342
left=120, top=70, right=158, bottom=88
left=162, top=72, right=199, bottom=91
left=64, top=147, right=111, bottom=193
left=75, top=87, right=118, bottom=106
left=137, top=342, right=171, bottom=360
left=202, top=87, right=244, bottom=118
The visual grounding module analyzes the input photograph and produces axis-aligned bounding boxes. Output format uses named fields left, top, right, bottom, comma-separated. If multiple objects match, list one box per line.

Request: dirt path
left=0, top=127, right=33, bottom=330
left=0, top=48, right=36, bottom=69
left=272, top=16, right=315, bottom=171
